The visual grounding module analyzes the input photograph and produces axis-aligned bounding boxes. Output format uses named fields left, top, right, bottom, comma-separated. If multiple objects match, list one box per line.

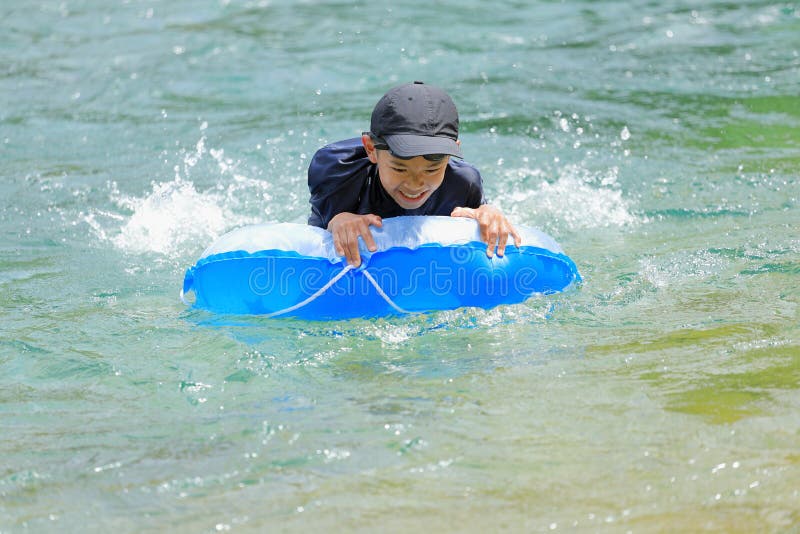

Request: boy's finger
left=333, top=231, right=345, bottom=257
left=478, top=218, right=490, bottom=246
left=345, top=230, right=361, bottom=267
left=362, top=227, right=378, bottom=252
left=336, top=229, right=354, bottom=266
left=511, top=226, right=522, bottom=248
left=486, top=220, right=501, bottom=257
left=496, top=232, right=509, bottom=257
left=346, top=244, right=361, bottom=267
left=359, top=215, right=380, bottom=253
left=450, top=207, right=476, bottom=218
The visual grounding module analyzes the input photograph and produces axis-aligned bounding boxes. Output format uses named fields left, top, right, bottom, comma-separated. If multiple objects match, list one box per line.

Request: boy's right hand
left=327, top=212, right=383, bottom=267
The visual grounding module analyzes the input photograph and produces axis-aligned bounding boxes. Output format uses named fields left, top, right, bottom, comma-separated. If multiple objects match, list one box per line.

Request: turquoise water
left=2, top=0, right=799, bottom=531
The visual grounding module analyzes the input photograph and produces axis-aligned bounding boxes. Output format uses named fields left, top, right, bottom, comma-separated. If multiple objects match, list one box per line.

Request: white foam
left=497, top=163, right=639, bottom=231
left=85, top=132, right=280, bottom=260
left=111, top=178, right=231, bottom=257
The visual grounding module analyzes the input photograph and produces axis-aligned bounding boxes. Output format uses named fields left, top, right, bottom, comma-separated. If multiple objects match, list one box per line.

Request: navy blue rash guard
left=308, top=137, right=486, bottom=228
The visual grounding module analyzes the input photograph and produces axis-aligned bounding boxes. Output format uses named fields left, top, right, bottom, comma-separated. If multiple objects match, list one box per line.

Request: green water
left=2, top=1, right=799, bottom=532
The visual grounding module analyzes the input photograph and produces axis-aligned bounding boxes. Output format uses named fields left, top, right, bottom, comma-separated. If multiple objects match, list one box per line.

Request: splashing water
left=85, top=135, right=277, bottom=259
left=499, top=163, right=639, bottom=231
left=111, top=178, right=229, bottom=257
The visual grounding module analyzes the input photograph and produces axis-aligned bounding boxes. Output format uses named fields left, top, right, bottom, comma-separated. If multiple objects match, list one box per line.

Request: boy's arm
left=445, top=162, right=520, bottom=257
left=308, top=139, right=372, bottom=228
left=451, top=205, right=521, bottom=258
left=307, top=139, right=380, bottom=266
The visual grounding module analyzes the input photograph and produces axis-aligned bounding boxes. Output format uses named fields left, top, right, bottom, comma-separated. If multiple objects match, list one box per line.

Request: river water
left=2, top=0, right=798, bottom=532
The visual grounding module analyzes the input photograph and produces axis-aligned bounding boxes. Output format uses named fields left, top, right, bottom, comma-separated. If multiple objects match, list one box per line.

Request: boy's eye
left=391, top=167, right=407, bottom=173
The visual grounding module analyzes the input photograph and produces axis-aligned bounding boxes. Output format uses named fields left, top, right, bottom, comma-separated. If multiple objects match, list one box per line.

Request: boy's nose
left=410, top=173, right=425, bottom=186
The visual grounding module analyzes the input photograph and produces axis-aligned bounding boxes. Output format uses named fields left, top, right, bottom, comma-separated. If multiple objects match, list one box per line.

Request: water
left=2, top=0, right=798, bottom=531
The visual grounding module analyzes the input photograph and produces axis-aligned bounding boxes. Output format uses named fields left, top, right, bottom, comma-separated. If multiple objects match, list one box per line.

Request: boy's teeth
left=404, top=191, right=423, bottom=198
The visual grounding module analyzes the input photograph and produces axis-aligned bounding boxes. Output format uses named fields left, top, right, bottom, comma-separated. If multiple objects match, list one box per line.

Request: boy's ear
left=362, top=134, right=379, bottom=163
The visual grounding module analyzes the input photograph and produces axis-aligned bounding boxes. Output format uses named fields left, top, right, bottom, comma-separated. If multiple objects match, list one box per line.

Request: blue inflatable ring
left=181, top=216, right=580, bottom=319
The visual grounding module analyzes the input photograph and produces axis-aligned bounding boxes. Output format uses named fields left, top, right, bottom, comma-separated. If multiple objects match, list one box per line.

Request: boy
left=308, top=81, right=521, bottom=267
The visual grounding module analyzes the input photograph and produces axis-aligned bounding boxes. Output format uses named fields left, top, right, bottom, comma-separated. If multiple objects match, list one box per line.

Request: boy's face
left=363, top=134, right=452, bottom=209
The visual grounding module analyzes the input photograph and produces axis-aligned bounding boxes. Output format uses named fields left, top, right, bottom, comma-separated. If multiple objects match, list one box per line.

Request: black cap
left=369, top=81, right=463, bottom=158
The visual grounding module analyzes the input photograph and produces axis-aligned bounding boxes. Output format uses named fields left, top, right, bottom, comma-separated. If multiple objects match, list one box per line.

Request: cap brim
left=383, top=134, right=463, bottom=159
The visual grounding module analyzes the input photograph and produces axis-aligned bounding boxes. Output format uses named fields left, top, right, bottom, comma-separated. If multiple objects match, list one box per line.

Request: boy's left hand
left=451, top=205, right=522, bottom=258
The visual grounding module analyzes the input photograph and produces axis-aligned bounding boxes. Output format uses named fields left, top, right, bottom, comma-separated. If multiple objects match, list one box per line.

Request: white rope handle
left=361, top=269, right=415, bottom=315
left=264, top=264, right=354, bottom=318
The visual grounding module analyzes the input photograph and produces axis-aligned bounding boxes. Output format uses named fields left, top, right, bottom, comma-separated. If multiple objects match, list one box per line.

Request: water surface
left=1, top=0, right=798, bottom=531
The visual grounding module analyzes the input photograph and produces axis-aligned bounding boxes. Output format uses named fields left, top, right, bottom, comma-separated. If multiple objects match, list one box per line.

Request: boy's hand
left=327, top=212, right=382, bottom=267
left=451, top=205, right=522, bottom=258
